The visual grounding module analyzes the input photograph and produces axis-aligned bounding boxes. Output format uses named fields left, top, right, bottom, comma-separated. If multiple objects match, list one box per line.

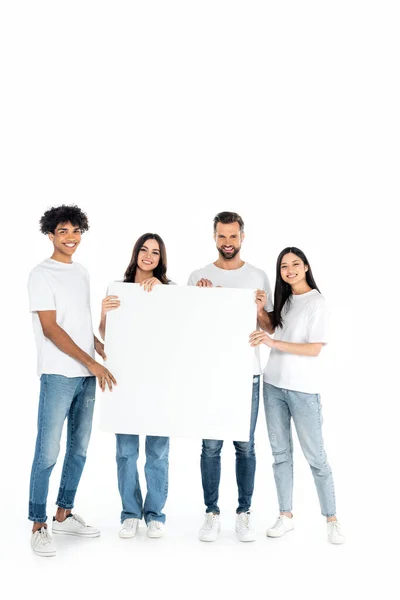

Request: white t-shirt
left=28, top=258, right=95, bottom=377
left=188, top=262, right=273, bottom=374
left=263, top=289, right=328, bottom=394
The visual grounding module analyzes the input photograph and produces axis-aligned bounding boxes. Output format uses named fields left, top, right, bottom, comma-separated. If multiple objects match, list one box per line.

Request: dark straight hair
left=272, top=247, right=320, bottom=328
left=124, top=233, right=170, bottom=284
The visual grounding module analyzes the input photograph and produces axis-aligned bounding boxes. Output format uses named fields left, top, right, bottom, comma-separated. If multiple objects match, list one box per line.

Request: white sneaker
left=52, top=514, right=100, bottom=537
left=199, top=513, right=221, bottom=542
left=31, top=527, right=56, bottom=557
left=119, top=518, right=139, bottom=538
left=327, top=520, right=345, bottom=544
left=147, top=521, right=165, bottom=538
left=235, top=511, right=256, bottom=542
left=266, top=515, right=294, bottom=538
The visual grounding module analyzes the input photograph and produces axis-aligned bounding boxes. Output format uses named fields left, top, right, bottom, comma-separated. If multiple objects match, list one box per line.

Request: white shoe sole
left=147, top=531, right=164, bottom=538
left=199, top=525, right=221, bottom=542
left=119, top=530, right=137, bottom=538
left=237, top=533, right=256, bottom=542
left=266, top=527, right=294, bottom=538
left=32, top=549, right=56, bottom=557
left=52, top=529, right=100, bottom=538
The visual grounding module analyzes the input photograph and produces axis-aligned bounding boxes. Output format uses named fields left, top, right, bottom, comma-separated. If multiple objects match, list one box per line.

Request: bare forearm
left=44, top=324, right=96, bottom=367
left=272, top=340, right=323, bottom=356
left=99, top=315, right=106, bottom=341
left=257, top=310, right=274, bottom=334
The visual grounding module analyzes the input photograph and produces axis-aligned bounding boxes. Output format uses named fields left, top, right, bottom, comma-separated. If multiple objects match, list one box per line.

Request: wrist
left=83, top=356, right=96, bottom=368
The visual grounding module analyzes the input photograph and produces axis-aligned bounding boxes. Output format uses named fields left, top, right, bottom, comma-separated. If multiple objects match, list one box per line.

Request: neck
left=291, top=280, right=312, bottom=295
left=51, top=250, right=73, bottom=264
left=214, top=254, right=245, bottom=271
left=134, top=267, right=154, bottom=283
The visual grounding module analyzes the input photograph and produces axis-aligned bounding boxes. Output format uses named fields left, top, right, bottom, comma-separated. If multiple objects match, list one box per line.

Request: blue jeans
left=201, top=375, right=260, bottom=514
left=116, top=434, right=170, bottom=524
left=263, top=382, right=336, bottom=517
left=29, top=374, right=96, bottom=522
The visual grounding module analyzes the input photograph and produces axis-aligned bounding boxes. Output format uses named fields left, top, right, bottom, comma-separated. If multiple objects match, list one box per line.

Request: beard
left=218, top=246, right=240, bottom=260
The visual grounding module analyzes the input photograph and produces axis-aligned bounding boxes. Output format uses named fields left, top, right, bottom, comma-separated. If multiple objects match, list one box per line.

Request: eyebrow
left=141, top=245, right=159, bottom=252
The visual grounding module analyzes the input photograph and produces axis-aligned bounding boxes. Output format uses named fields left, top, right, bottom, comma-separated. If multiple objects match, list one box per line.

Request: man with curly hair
left=28, top=204, right=116, bottom=557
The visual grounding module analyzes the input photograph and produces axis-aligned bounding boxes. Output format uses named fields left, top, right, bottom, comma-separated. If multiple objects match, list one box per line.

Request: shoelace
left=237, top=513, right=250, bottom=530
left=123, top=518, right=137, bottom=529
left=150, top=521, right=162, bottom=530
left=328, top=521, right=341, bottom=533
left=70, top=514, right=86, bottom=528
left=35, top=528, right=52, bottom=547
left=203, top=514, right=218, bottom=530
left=272, top=516, right=285, bottom=529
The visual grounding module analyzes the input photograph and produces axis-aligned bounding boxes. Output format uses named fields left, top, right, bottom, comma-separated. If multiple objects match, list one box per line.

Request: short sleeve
left=307, top=302, right=329, bottom=344
left=262, top=272, right=274, bottom=312
left=187, top=271, right=198, bottom=286
left=28, top=270, right=56, bottom=312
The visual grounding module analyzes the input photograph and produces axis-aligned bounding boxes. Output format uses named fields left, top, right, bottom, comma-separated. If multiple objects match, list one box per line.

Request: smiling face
left=214, top=221, right=244, bottom=260
left=280, top=252, right=309, bottom=286
left=137, top=238, right=161, bottom=273
left=49, top=221, right=82, bottom=262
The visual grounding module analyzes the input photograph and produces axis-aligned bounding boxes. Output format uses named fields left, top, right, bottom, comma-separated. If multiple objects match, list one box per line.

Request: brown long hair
left=124, top=233, right=170, bottom=284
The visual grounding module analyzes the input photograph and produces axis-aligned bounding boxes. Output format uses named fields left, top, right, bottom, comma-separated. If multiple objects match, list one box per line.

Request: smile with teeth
left=64, top=243, right=77, bottom=248
left=287, top=274, right=297, bottom=278
left=142, top=260, right=153, bottom=265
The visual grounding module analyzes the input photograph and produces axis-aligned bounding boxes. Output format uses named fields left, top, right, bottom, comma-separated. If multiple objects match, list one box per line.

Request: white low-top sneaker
left=266, top=515, right=294, bottom=538
left=199, top=513, right=221, bottom=542
left=147, top=521, right=165, bottom=538
left=327, top=520, right=345, bottom=544
left=31, top=527, right=56, bottom=557
left=235, top=511, right=256, bottom=542
left=52, top=514, right=100, bottom=537
left=119, top=518, right=139, bottom=538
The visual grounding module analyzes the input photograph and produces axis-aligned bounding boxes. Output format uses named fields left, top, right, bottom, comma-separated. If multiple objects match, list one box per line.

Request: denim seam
left=289, top=419, right=293, bottom=510
left=56, top=383, right=78, bottom=508
left=29, top=376, right=48, bottom=521
left=317, top=400, right=336, bottom=517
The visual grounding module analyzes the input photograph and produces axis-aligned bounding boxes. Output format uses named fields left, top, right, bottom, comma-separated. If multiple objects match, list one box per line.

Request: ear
left=241, top=232, right=245, bottom=242
left=48, top=232, right=54, bottom=242
left=305, top=265, right=309, bottom=272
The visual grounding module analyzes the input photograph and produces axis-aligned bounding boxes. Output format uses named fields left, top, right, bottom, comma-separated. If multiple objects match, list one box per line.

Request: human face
left=280, top=252, right=309, bottom=286
left=137, top=238, right=161, bottom=273
left=214, top=222, right=244, bottom=260
left=49, top=221, right=82, bottom=262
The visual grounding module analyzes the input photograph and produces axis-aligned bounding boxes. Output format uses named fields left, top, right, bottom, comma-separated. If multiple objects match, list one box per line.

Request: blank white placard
left=100, top=282, right=257, bottom=441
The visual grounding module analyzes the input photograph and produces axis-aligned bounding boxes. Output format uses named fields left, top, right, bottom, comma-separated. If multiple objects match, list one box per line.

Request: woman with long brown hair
left=99, top=233, right=172, bottom=540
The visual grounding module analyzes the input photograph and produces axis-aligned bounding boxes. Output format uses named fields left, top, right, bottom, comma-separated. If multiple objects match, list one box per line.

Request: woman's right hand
left=101, top=295, right=120, bottom=316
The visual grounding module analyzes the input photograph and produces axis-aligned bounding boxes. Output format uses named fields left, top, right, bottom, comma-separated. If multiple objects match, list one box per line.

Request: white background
left=0, top=1, right=398, bottom=598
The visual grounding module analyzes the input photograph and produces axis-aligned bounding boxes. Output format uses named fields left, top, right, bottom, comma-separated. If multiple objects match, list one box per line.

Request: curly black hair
left=39, top=205, right=89, bottom=234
